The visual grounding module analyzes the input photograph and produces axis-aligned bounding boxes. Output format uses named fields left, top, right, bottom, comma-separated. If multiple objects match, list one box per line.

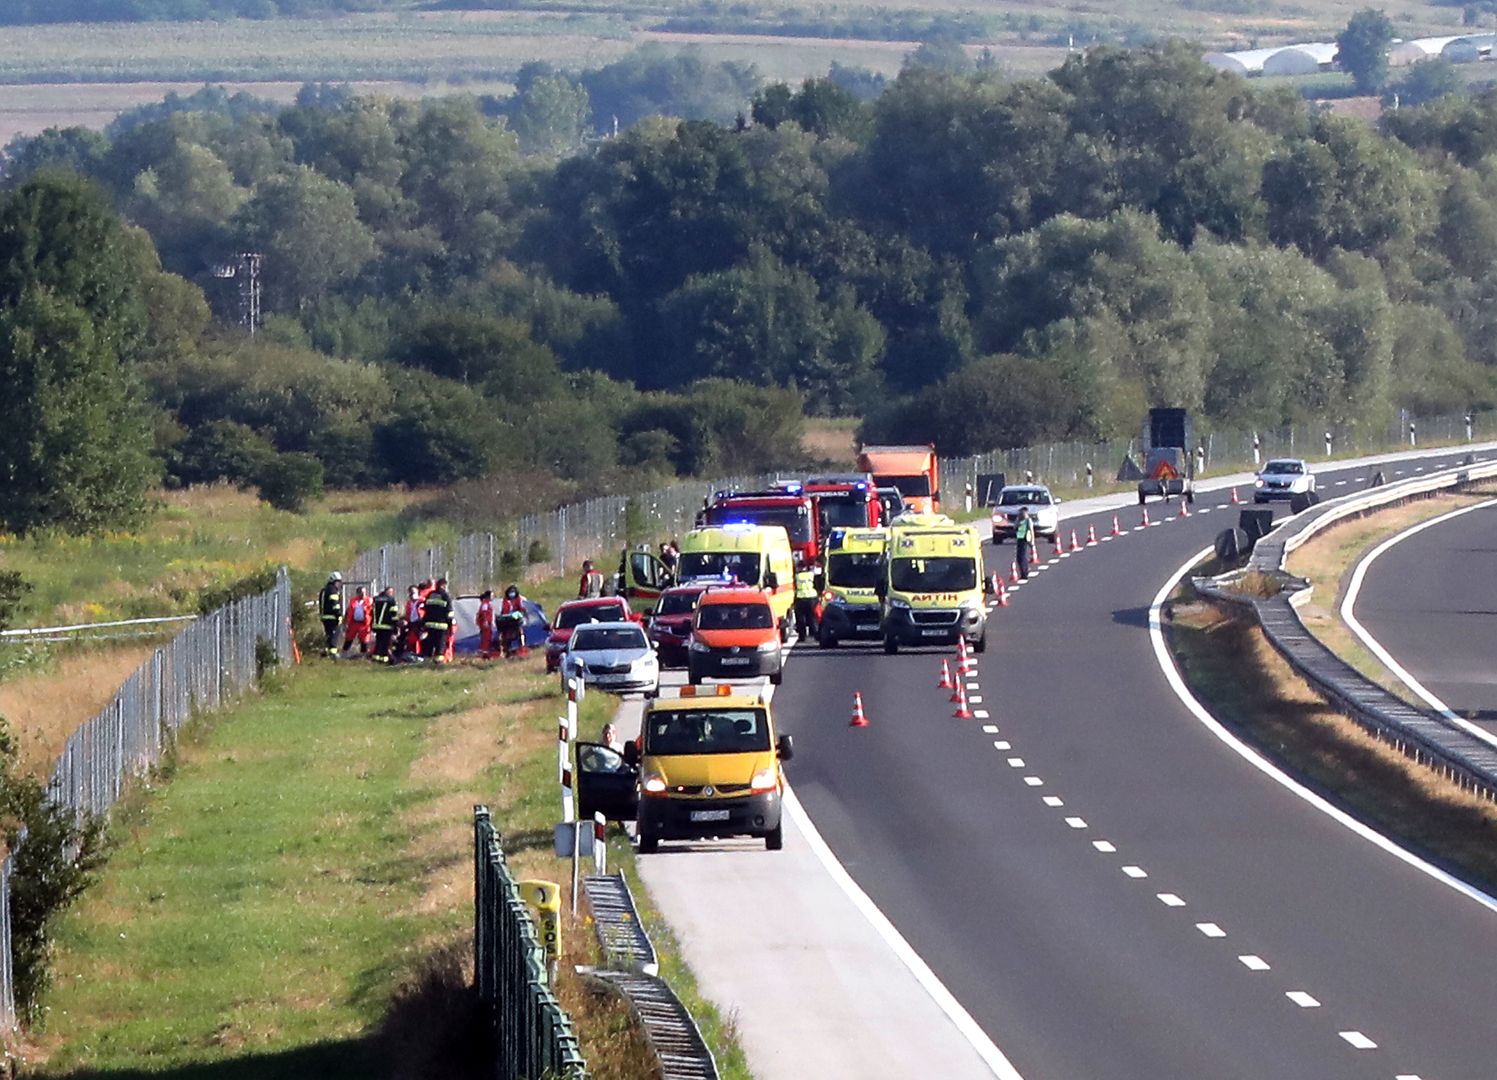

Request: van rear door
left=575, top=742, right=639, bottom=822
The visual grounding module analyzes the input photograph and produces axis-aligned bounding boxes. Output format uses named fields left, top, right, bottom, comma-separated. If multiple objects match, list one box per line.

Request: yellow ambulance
left=677, top=525, right=797, bottom=635
left=879, top=519, right=989, bottom=653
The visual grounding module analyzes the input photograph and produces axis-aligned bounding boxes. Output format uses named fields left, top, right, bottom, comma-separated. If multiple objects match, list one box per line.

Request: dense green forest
left=5, top=41, right=1497, bottom=531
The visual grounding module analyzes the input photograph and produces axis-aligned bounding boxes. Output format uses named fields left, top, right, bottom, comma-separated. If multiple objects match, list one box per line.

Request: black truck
left=1137, top=408, right=1196, bottom=505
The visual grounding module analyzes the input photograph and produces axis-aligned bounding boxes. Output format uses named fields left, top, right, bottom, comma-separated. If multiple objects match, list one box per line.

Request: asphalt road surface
left=1347, top=497, right=1497, bottom=740
left=772, top=447, right=1497, bottom=1079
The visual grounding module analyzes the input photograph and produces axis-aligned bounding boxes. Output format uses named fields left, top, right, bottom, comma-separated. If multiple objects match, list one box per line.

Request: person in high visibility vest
left=578, top=560, right=603, bottom=599
left=1014, top=507, right=1035, bottom=579
left=370, top=586, right=399, bottom=663
left=794, top=567, right=819, bottom=637
left=476, top=589, right=495, bottom=658
left=319, top=571, right=344, bottom=656
left=423, top=578, right=454, bottom=663
left=342, top=586, right=373, bottom=655
left=498, top=584, right=528, bottom=658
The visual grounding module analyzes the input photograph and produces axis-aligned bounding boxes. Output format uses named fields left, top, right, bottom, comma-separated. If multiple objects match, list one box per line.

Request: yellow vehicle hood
left=650, top=751, right=774, bottom=787
left=898, top=591, right=976, bottom=609
left=830, top=586, right=879, bottom=603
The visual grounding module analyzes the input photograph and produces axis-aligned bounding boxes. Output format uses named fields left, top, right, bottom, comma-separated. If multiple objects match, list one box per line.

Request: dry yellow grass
left=801, top=417, right=858, bottom=466
left=0, top=644, right=159, bottom=777
left=1169, top=598, right=1497, bottom=889
left=1286, top=486, right=1497, bottom=705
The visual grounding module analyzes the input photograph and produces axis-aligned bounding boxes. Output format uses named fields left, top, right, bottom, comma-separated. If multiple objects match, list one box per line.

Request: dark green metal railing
left=474, top=806, right=588, bottom=1080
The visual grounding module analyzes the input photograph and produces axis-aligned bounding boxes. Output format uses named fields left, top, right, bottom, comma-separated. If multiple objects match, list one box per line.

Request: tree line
left=4, top=41, right=1497, bottom=530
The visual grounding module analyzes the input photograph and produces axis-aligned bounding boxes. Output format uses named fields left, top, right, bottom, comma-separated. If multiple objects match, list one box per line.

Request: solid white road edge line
left=1149, top=546, right=1497, bottom=917
left=781, top=788, right=1025, bottom=1079
left=1339, top=497, right=1497, bottom=752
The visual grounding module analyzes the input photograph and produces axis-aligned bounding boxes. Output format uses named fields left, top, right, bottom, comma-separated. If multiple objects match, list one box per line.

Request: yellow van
left=677, top=525, right=796, bottom=635
left=880, top=520, right=988, bottom=653
left=571, top=687, right=794, bottom=852
left=816, top=527, right=888, bottom=647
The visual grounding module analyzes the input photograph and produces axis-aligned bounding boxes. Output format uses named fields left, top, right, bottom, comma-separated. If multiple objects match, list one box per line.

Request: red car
left=646, top=584, right=708, bottom=668
left=545, top=597, right=638, bottom=672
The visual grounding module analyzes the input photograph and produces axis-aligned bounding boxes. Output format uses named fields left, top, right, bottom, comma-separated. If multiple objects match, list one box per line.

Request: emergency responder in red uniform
left=400, top=586, right=423, bottom=659
left=370, top=586, right=399, bottom=663
left=342, top=586, right=373, bottom=654
left=423, top=578, right=454, bottom=664
left=578, top=560, right=603, bottom=599
left=498, top=584, right=528, bottom=658
left=319, top=571, right=344, bottom=655
left=476, top=590, right=495, bottom=658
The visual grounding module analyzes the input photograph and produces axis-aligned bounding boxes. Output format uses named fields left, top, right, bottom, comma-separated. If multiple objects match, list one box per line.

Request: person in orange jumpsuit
left=476, top=590, right=495, bottom=658
left=342, top=586, right=373, bottom=655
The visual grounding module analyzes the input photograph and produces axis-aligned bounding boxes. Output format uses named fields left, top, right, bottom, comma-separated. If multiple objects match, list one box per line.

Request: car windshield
left=818, top=497, right=869, bottom=528
left=558, top=605, right=618, bottom=630
left=656, top=591, right=703, bottom=616
left=645, top=708, right=771, bottom=755
left=890, top=556, right=977, bottom=593
left=696, top=603, right=774, bottom=630
left=998, top=489, right=1050, bottom=506
left=887, top=474, right=931, bottom=498
left=1263, top=461, right=1304, bottom=475
left=702, top=506, right=811, bottom=545
left=678, top=552, right=761, bottom=585
left=828, top=552, right=884, bottom=588
left=571, top=627, right=646, bottom=652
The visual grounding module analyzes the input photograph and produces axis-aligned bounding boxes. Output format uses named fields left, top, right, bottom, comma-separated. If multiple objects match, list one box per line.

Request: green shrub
left=255, top=452, right=326, bottom=513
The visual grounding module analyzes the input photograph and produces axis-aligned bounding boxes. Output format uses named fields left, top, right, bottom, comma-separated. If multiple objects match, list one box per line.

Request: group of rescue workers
left=316, top=571, right=532, bottom=664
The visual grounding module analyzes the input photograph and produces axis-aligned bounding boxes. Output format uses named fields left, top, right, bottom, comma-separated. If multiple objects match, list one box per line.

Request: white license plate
left=721, top=657, right=752, bottom=666
left=690, top=809, right=731, bottom=822
left=920, top=629, right=948, bottom=637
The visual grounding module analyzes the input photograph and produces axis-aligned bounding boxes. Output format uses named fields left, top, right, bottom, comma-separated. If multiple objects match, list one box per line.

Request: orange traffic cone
left=997, top=580, right=1010, bottom=607
left=952, top=682, right=973, bottom=720
left=1087, top=524, right=1098, bottom=545
left=850, top=692, right=870, bottom=728
left=1141, top=507, right=1151, bottom=527
left=1111, top=515, right=1122, bottom=537
left=1230, top=487, right=1241, bottom=505
left=938, top=659, right=955, bottom=690
left=1179, top=499, right=1190, bottom=517
left=1070, top=529, right=1081, bottom=553
left=1010, top=561, right=1021, bottom=585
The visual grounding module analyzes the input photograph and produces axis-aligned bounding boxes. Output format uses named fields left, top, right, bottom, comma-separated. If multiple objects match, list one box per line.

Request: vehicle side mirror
left=813, top=572, right=826, bottom=592
left=983, top=575, right=995, bottom=596
left=777, top=734, right=794, bottom=761
left=931, top=490, right=940, bottom=502
left=1054, top=497, right=1062, bottom=504
left=623, top=742, right=639, bottom=767
left=875, top=579, right=887, bottom=598
left=764, top=571, right=779, bottom=590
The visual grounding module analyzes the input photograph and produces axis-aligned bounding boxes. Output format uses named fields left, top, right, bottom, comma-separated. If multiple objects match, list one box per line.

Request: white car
left=990, top=485, right=1060, bottom=541
left=1253, top=459, right=1316, bottom=503
left=561, top=621, right=660, bottom=697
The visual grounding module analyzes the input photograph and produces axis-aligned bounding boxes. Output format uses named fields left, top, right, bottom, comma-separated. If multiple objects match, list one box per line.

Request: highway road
left=1346, top=497, right=1497, bottom=740
left=628, top=446, right=1497, bottom=1079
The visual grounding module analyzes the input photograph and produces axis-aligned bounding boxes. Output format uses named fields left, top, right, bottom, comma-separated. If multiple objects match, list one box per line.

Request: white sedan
left=561, top=622, right=660, bottom=697
left=1253, top=459, right=1316, bottom=503
left=990, top=485, right=1060, bottom=541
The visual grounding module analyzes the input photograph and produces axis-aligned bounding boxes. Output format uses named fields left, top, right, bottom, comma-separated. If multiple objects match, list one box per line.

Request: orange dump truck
left=855, top=444, right=939, bottom=514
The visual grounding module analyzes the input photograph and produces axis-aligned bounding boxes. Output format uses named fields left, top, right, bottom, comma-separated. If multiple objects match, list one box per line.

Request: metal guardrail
left=0, top=568, right=293, bottom=1030
left=473, top=806, right=588, bottom=1080
left=1193, top=458, right=1497, bottom=803
left=581, top=873, right=717, bottom=1080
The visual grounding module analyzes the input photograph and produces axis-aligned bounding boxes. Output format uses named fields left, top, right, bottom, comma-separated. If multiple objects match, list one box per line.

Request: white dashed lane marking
left=1122, top=866, right=1148, bottom=879
left=1238, top=955, right=1270, bottom=971
left=1339, top=1031, right=1377, bottom=1050
left=993, top=740, right=1011, bottom=750
left=1064, top=816, right=1088, bottom=829
left=981, top=724, right=998, bottom=734
left=1286, top=991, right=1320, bottom=1008
left=1158, top=893, right=1186, bottom=907
left=1023, top=776, right=1044, bottom=787
left=1195, top=922, right=1226, bottom=938
left=1198, top=507, right=1212, bottom=513
left=1092, top=840, right=1116, bottom=853
left=1006, top=757, right=1025, bottom=767
left=973, top=709, right=990, bottom=720
left=1042, top=795, right=1064, bottom=807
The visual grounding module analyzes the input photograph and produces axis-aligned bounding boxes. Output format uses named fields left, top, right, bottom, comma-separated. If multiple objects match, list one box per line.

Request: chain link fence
left=0, top=568, right=293, bottom=1030
left=473, top=807, right=587, bottom=1080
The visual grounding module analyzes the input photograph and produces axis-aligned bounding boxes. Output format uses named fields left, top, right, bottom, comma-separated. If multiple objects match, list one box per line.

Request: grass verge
left=1283, top=485, right=1497, bottom=707
left=1167, top=591, right=1497, bottom=895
